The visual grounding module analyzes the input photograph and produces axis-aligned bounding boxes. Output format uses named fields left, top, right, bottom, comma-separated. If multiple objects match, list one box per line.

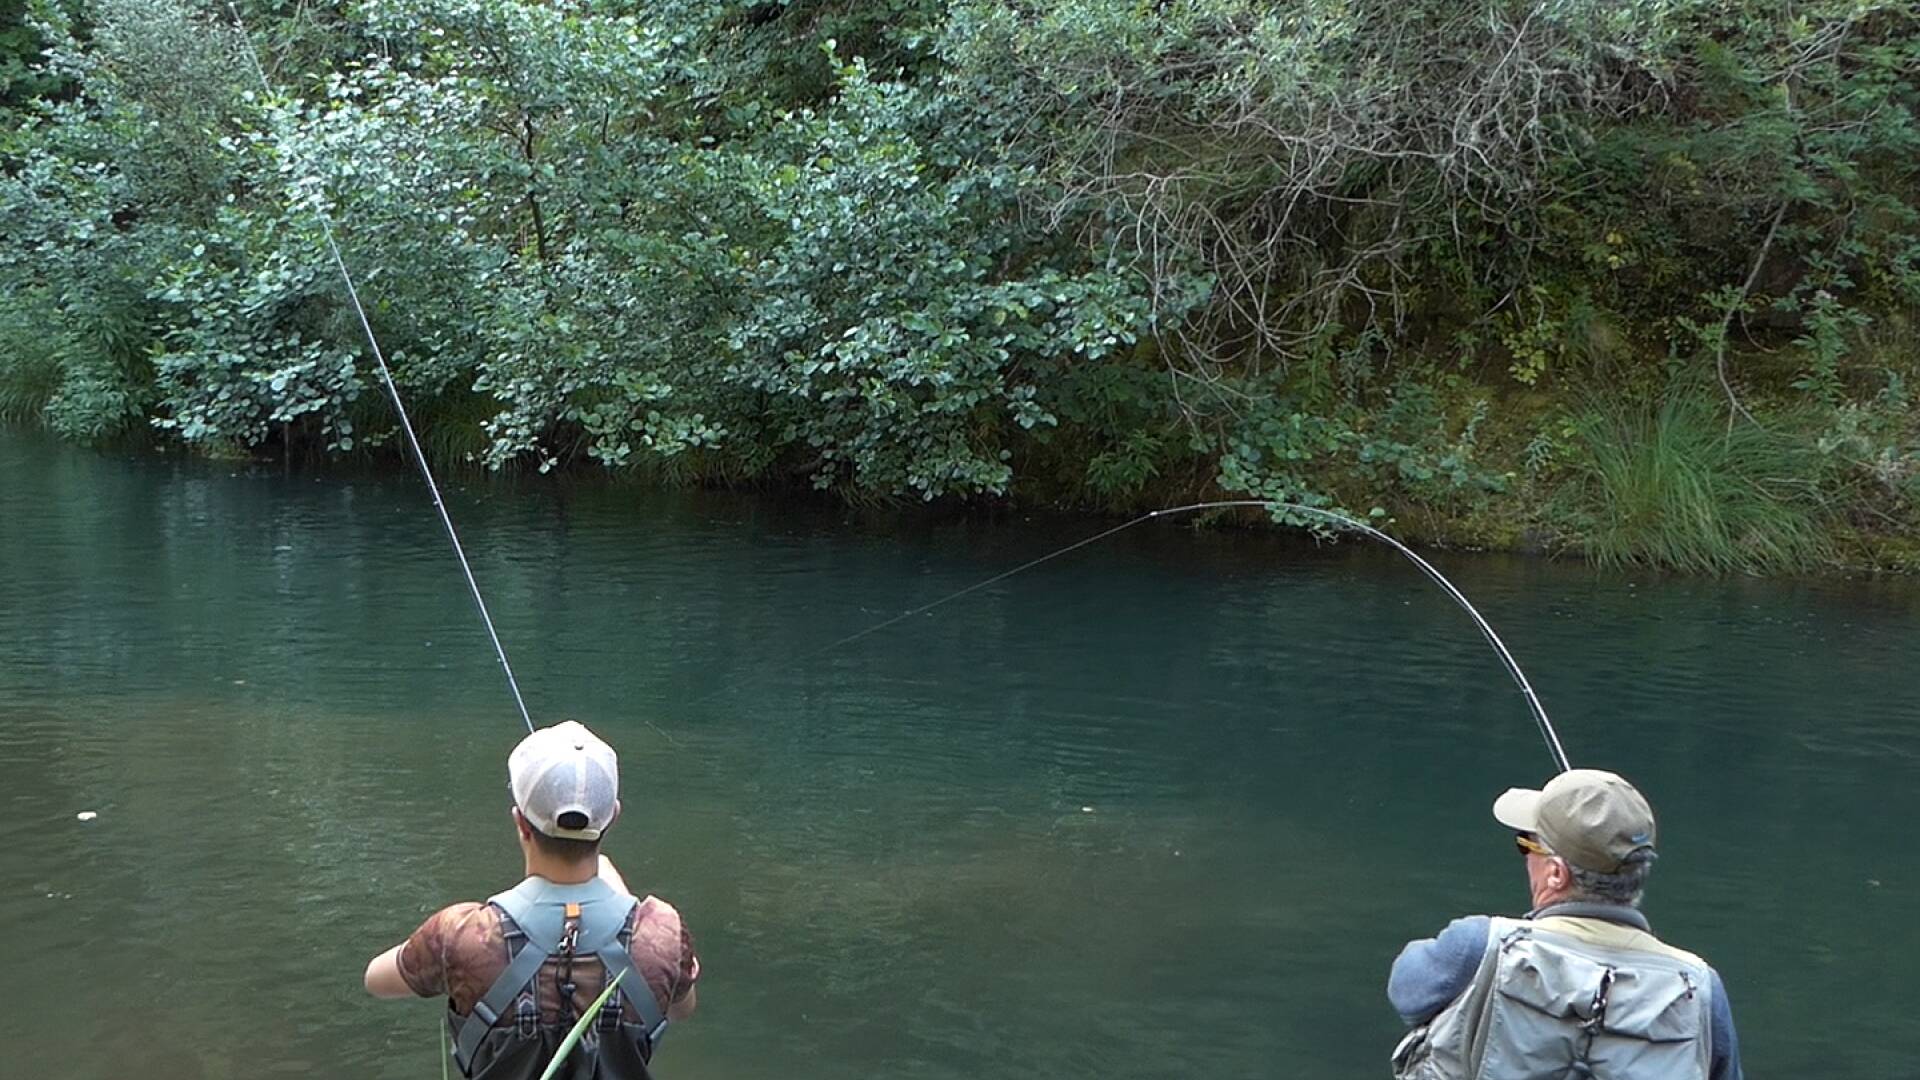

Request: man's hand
left=597, top=854, right=631, bottom=894
left=364, top=943, right=414, bottom=999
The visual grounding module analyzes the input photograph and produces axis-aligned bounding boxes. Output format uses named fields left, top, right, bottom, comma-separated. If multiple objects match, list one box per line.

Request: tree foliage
left=3, top=0, right=1917, bottom=567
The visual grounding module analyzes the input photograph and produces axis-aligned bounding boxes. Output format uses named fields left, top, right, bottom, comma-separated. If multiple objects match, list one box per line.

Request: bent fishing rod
left=227, top=5, right=533, bottom=732
left=224, top=12, right=1566, bottom=771
left=804, top=500, right=1572, bottom=774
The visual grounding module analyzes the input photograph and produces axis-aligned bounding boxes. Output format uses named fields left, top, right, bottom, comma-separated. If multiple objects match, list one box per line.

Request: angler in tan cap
left=1386, top=769, right=1743, bottom=1080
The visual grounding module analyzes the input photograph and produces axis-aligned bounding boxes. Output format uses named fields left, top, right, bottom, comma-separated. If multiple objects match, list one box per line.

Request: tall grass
left=1558, top=390, right=1835, bottom=573
left=0, top=302, right=64, bottom=424
left=0, top=352, right=60, bottom=424
left=413, top=388, right=504, bottom=469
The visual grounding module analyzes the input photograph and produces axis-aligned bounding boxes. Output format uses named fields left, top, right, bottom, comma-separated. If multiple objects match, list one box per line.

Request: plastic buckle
left=597, top=989, right=623, bottom=1031
left=515, top=997, right=538, bottom=1037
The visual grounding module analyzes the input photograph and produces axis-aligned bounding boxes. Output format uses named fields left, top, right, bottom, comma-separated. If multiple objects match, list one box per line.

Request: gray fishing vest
left=1391, top=904, right=1714, bottom=1080
left=448, top=876, right=669, bottom=1080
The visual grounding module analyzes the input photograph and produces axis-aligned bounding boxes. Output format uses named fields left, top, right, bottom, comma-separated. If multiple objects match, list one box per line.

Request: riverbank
left=5, top=1, right=1917, bottom=575
left=11, top=402, right=1913, bottom=577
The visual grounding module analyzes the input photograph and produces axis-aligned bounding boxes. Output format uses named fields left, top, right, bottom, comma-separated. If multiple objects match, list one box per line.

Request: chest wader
left=1392, top=908, right=1714, bottom=1080
left=448, top=877, right=669, bottom=1080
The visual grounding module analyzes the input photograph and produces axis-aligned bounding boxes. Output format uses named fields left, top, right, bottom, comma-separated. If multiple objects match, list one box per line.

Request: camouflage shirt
left=397, top=892, right=698, bottom=1024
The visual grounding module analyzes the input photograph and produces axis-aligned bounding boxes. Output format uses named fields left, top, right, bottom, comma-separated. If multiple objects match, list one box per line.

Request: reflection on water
left=2, top=429, right=1918, bottom=1078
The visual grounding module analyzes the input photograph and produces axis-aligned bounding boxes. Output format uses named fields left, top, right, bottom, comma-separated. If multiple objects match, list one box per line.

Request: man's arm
left=598, top=854, right=630, bottom=894
left=665, top=907, right=700, bottom=1023
left=364, top=903, right=474, bottom=1001
left=1709, top=969, right=1743, bottom=1080
left=364, top=943, right=414, bottom=999
left=1387, top=916, right=1491, bottom=1025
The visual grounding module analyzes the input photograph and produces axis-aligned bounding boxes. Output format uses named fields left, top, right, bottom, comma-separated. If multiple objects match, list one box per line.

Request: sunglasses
left=1513, top=832, right=1554, bottom=858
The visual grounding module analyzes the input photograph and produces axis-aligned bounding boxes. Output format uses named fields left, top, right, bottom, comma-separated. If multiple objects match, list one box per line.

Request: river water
left=1, top=429, right=1916, bottom=1078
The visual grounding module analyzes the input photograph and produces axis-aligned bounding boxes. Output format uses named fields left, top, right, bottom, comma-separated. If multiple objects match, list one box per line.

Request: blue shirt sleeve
left=1709, top=968, right=1742, bottom=1080
left=1388, top=915, right=1491, bottom=1025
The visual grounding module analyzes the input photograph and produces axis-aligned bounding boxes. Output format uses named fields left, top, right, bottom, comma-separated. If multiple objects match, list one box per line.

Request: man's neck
left=523, top=854, right=598, bottom=885
left=1530, top=899, right=1651, bottom=930
left=1530, top=883, right=1574, bottom=910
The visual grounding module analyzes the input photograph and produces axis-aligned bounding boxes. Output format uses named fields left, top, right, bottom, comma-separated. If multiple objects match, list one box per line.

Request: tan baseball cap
left=1492, top=768, right=1656, bottom=873
left=509, top=720, right=619, bottom=841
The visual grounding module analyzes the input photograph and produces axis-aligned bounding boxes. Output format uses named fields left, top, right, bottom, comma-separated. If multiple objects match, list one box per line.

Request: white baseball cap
left=508, top=720, right=619, bottom=840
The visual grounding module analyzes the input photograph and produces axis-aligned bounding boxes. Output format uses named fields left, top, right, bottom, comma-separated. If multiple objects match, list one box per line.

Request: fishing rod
left=220, top=10, right=1564, bottom=770
left=806, top=500, right=1572, bottom=774
left=225, top=4, right=534, bottom=732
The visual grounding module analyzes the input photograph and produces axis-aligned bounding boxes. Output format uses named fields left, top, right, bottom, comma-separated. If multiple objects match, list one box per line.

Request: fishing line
left=802, top=500, right=1571, bottom=773
left=221, top=9, right=1563, bottom=768
left=225, top=4, right=534, bottom=732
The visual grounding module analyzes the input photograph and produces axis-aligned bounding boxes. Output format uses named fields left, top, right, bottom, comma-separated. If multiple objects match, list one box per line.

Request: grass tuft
left=0, top=353, right=62, bottom=424
left=1557, top=390, right=1834, bottom=574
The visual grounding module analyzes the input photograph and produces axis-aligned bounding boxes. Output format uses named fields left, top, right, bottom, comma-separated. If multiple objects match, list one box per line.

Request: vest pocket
left=1389, top=1024, right=1431, bottom=1079
left=1495, top=945, right=1610, bottom=1023
left=1590, top=969, right=1701, bottom=1043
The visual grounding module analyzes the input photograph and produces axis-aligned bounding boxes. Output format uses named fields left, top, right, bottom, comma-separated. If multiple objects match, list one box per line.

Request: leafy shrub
left=1, top=0, right=1917, bottom=567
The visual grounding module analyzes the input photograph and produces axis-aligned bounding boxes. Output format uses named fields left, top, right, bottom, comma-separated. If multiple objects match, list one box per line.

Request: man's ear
left=609, top=800, right=622, bottom=829
left=510, top=806, right=531, bottom=839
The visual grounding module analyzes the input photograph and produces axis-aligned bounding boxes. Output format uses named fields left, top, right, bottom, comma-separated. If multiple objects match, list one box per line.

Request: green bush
left=1, top=0, right=1917, bottom=567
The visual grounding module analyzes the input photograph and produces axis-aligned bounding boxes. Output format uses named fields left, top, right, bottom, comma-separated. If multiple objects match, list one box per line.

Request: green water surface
left=2, top=431, right=1916, bottom=1078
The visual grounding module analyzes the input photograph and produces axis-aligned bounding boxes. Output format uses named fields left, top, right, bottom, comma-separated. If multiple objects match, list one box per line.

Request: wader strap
left=454, top=917, right=558, bottom=1067
left=451, top=881, right=643, bottom=1070
left=598, top=942, right=667, bottom=1044
left=493, top=877, right=634, bottom=955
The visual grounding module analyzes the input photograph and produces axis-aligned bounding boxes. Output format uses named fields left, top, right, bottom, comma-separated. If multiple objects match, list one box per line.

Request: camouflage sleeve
left=673, top=918, right=700, bottom=1001
left=629, top=896, right=700, bottom=1012
left=397, top=902, right=484, bottom=998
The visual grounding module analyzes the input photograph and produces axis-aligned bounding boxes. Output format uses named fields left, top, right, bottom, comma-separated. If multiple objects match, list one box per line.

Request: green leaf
left=535, top=970, right=625, bottom=1080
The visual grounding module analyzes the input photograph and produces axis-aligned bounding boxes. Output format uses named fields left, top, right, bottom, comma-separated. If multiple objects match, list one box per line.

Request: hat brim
left=546, top=826, right=604, bottom=841
left=1492, top=787, right=1542, bottom=832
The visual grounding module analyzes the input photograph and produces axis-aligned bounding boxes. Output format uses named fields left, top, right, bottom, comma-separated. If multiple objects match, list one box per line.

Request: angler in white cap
left=363, top=721, right=698, bottom=1079
left=1387, top=769, right=1742, bottom=1080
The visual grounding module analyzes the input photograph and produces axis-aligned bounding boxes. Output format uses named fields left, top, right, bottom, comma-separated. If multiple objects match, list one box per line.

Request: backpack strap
left=453, top=908, right=558, bottom=1067
left=599, top=934, right=666, bottom=1044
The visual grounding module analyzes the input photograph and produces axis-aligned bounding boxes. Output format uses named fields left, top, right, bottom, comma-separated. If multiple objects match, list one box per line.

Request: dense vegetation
left=3, top=0, right=1918, bottom=572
